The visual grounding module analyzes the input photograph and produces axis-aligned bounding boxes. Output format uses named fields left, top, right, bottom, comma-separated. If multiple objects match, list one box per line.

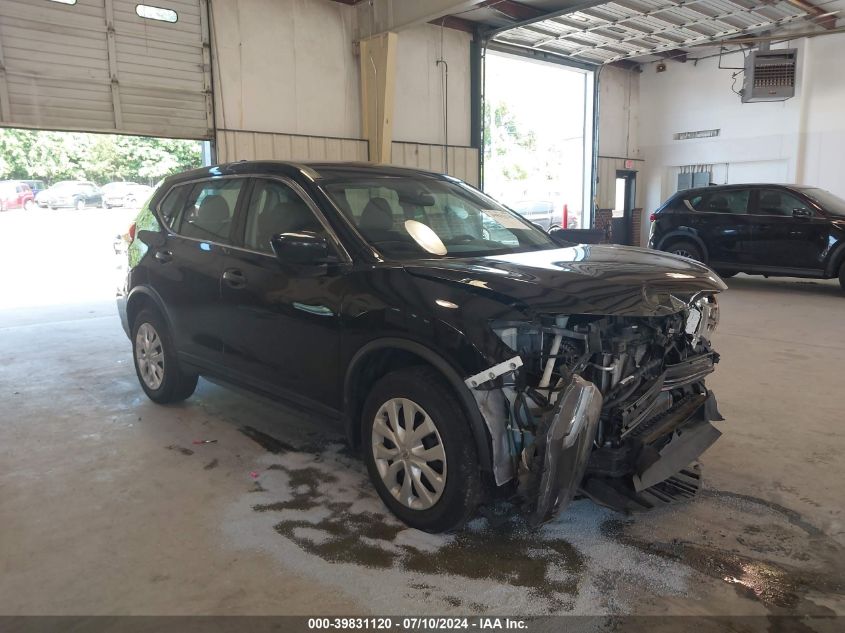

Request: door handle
left=222, top=268, right=246, bottom=288
left=154, top=250, right=172, bottom=263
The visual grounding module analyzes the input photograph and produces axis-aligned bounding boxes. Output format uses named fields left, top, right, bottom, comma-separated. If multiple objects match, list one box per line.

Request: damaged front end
left=465, top=294, right=724, bottom=526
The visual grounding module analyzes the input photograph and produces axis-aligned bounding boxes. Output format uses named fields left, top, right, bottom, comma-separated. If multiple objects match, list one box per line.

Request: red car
left=0, top=181, right=35, bottom=211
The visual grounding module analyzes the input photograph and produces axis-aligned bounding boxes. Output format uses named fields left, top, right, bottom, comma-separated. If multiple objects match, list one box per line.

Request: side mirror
left=792, top=208, right=811, bottom=219
left=270, top=231, right=331, bottom=265
left=548, top=226, right=576, bottom=246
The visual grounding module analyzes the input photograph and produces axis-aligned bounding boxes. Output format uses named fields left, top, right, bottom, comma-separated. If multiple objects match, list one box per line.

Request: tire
left=362, top=366, right=482, bottom=533
left=666, top=239, right=705, bottom=263
left=75, top=199, right=85, bottom=211
left=131, top=309, right=198, bottom=404
left=838, top=261, right=845, bottom=293
left=24, top=200, right=34, bottom=211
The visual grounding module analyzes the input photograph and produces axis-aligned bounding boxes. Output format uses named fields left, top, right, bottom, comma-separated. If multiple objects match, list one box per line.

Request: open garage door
left=0, top=0, right=212, bottom=140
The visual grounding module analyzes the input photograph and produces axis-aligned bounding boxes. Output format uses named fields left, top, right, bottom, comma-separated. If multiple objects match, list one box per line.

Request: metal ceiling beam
left=477, top=0, right=548, bottom=22
left=521, top=0, right=809, bottom=52
left=784, top=0, right=838, bottom=28
left=484, top=0, right=611, bottom=39
left=356, top=0, right=487, bottom=39
left=495, top=0, right=823, bottom=64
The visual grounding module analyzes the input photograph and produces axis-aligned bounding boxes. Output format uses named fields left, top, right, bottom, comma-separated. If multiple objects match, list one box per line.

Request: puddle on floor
left=222, top=430, right=845, bottom=616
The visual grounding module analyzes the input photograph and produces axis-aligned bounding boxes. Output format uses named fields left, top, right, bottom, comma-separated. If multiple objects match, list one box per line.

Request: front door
left=218, top=177, right=344, bottom=410
left=748, top=188, right=830, bottom=273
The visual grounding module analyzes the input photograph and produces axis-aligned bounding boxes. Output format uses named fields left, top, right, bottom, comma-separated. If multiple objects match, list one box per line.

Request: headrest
left=197, top=194, right=229, bottom=223
left=359, top=197, right=394, bottom=232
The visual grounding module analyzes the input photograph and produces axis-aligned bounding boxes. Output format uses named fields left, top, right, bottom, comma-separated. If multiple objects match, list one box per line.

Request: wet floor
left=221, top=422, right=845, bottom=617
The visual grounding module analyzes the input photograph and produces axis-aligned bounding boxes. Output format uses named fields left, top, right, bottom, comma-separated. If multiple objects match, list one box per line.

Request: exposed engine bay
left=466, top=293, right=724, bottom=526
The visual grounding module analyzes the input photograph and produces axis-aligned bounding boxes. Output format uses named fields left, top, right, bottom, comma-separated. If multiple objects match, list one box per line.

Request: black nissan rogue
left=118, top=161, right=728, bottom=532
left=649, top=183, right=845, bottom=290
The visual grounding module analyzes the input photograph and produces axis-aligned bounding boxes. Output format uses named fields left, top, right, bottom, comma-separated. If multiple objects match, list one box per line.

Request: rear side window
left=690, top=189, right=749, bottom=214
left=165, top=178, right=245, bottom=243
left=158, top=185, right=191, bottom=228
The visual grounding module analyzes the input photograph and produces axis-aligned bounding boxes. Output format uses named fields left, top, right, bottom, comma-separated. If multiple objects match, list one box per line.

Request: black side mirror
left=547, top=226, right=576, bottom=246
left=270, top=231, right=331, bottom=265
left=792, top=208, right=811, bottom=219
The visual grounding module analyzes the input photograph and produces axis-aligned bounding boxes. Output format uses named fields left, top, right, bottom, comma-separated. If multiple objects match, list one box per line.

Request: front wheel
left=362, top=366, right=482, bottom=533
left=839, top=261, right=845, bottom=293
left=75, top=199, right=85, bottom=211
left=667, top=240, right=705, bottom=263
left=132, top=309, right=198, bottom=404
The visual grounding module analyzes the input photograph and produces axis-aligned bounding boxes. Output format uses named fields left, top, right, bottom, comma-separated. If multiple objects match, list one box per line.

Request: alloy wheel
left=371, top=398, right=447, bottom=510
left=135, top=323, right=165, bottom=390
left=672, top=248, right=692, bottom=259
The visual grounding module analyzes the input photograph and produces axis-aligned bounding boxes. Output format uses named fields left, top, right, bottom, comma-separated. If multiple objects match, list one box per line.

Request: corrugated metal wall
left=391, top=142, right=479, bottom=187
left=216, top=129, right=368, bottom=163
left=0, top=0, right=212, bottom=139
left=216, top=129, right=480, bottom=187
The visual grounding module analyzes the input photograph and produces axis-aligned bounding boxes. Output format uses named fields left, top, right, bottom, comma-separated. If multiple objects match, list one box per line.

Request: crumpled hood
left=403, top=244, right=727, bottom=317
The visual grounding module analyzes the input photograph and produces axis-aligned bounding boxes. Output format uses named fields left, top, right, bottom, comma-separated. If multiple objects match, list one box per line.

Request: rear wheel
left=75, top=198, right=85, bottom=211
left=838, top=261, right=845, bottom=293
left=667, top=240, right=705, bottom=263
left=362, top=366, right=482, bottom=533
left=24, top=200, right=34, bottom=211
left=132, top=309, right=197, bottom=404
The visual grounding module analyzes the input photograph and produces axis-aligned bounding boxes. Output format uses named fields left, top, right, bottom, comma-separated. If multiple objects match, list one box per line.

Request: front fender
left=343, top=337, right=495, bottom=474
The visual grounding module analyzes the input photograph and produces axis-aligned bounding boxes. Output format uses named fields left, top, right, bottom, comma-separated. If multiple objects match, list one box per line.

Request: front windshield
left=800, top=188, right=845, bottom=217
left=322, top=177, right=556, bottom=259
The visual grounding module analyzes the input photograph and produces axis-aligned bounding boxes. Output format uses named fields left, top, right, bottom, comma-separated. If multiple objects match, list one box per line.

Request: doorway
left=612, top=170, right=637, bottom=245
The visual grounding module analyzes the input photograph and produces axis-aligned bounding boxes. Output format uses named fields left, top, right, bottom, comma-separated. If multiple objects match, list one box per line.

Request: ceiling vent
left=742, top=48, right=798, bottom=103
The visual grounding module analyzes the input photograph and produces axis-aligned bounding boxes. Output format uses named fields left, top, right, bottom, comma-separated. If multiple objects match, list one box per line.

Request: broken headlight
left=686, top=295, right=719, bottom=346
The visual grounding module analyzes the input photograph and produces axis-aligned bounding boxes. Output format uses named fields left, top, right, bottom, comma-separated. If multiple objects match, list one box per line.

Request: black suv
left=649, top=184, right=845, bottom=289
left=118, top=161, right=727, bottom=532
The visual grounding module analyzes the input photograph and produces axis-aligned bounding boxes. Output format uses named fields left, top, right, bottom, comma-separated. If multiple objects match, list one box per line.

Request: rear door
left=148, top=177, right=248, bottom=368
left=686, top=188, right=753, bottom=267
left=217, top=177, right=345, bottom=410
left=748, top=188, right=829, bottom=272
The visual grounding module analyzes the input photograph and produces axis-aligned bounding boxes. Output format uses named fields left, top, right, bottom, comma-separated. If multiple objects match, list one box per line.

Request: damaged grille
left=477, top=297, right=723, bottom=524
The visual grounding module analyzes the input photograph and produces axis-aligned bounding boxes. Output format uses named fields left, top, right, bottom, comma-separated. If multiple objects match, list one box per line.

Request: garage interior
left=1, top=0, right=844, bottom=622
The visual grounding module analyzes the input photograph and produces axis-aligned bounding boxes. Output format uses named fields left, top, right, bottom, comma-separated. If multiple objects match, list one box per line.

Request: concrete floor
left=1, top=209, right=843, bottom=617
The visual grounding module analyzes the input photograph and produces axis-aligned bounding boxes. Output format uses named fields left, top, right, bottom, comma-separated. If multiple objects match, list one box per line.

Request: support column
left=359, top=32, right=398, bottom=164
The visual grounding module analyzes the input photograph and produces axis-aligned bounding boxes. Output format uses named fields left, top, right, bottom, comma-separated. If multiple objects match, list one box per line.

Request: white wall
left=638, top=33, right=845, bottom=229
left=210, top=0, right=360, bottom=138
left=210, top=0, right=471, bottom=153
left=393, top=24, right=472, bottom=146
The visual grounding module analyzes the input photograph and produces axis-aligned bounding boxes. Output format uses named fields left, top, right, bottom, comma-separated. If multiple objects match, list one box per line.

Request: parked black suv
left=649, top=184, right=845, bottom=290
left=118, top=161, right=727, bottom=532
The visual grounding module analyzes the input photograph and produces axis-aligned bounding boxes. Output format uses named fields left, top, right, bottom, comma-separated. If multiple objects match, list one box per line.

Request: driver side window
left=756, top=189, right=809, bottom=216
left=242, top=179, right=327, bottom=254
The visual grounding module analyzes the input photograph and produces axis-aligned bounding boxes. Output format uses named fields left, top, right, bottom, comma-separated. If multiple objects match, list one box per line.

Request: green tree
left=0, top=128, right=202, bottom=185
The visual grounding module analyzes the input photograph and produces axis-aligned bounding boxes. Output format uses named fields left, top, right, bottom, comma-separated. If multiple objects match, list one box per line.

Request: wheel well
left=345, top=348, right=429, bottom=449
left=660, top=233, right=707, bottom=260
left=126, top=293, right=159, bottom=332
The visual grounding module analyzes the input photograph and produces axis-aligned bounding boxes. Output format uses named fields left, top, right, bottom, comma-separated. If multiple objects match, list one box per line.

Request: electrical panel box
left=742, top=49, right=798, bottom=102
